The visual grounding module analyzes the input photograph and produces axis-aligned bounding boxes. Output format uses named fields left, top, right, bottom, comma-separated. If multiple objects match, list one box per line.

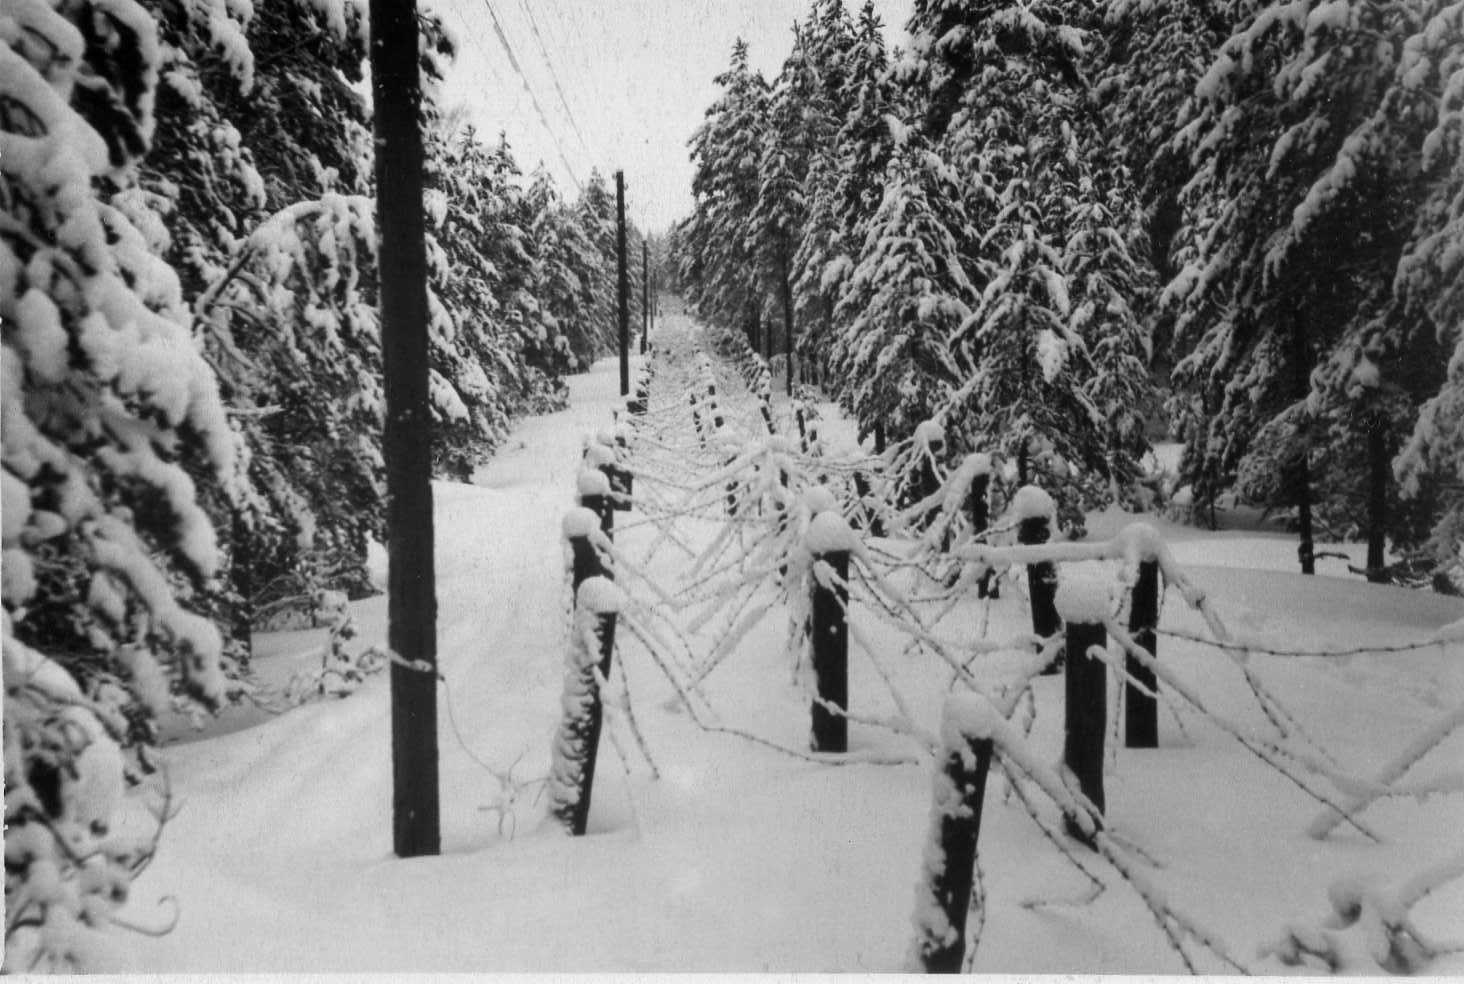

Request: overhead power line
left=515, top=0, right=596, bottom=163
left=476, top=0, right=585, bottom=192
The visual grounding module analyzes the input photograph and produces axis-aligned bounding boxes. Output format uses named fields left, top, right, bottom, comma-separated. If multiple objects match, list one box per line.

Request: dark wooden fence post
left=910, top=694, right=996, bottom=973
left=964, top=453, right=997, bottom=599
left=913, top=422, right=944, bottom=516
left=808, top=509, right=852, bottom=753
left=690, top=391, right=705, bottom=446
left=628, top=369, right=649, bottom=416
left=1013, top=485, right=1060, bottom=673
left=578, top=462, right=615, bottom=537
left=548, top=573, right=622, bottom=836
left=1125, top=556, right=1160, bottom=749
left=597, top=428, right=633, bottom=513
left=564, top=506, right=605, bottom=588
left=1055, top=576, right=1108, bottom=844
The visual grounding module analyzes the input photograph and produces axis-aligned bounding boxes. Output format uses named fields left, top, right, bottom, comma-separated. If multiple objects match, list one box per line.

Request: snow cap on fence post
left=803, top=484, right=839, bottom=517
left=1012, top=484, right=1057, bottom=522
left=563, top=507, right=607, bottom=587
left=576, top=467, right=612, bottom=499
left=577, top=463, right=616, bottom=535
left=575, top=575, right=626, bottom=617
left=1114, top=521, right=1165, bottom=565
left=807, top=510, right=856, bottom=556
left=1054, top=570, right=1114, bottom=626
left=561, top=507, right=602, bottom=541
left=914, top=418, right=945, bottom=451
left=960, top=453, right=997, bottom=598
left=1014, top=485, right=1060, bottom=672
left=582, top=437, right=613, bottom=463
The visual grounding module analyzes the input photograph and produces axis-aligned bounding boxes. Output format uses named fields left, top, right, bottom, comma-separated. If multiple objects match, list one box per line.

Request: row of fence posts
left=688, top=356, right=727, bottom=449
left=909, top=514, right=1165, bottom=972
left=548, top=371, right=1166, bottom=969
left=547, top=419, right=634, bottom=835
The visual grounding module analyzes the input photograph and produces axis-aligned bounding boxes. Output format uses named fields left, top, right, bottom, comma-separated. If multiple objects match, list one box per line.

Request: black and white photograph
left=3, top=0, right=1463, bottom=974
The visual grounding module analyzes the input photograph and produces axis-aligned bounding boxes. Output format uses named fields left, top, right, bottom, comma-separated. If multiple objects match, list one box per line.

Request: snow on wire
left=579, top=319, right=1464, bottom=974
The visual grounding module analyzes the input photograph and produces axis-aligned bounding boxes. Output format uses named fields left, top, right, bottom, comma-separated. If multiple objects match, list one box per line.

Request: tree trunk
left=229, top=510, right=252, bottom=659
left=1366, top=412, right=1389, bottom=583
left=1296, top=454, right=1316, bottom=575
left=1291, top=306, right=1315, bottom=576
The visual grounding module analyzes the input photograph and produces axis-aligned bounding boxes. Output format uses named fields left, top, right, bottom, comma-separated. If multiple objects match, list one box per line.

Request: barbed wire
left=1157, top=624, right=1457, bottom=660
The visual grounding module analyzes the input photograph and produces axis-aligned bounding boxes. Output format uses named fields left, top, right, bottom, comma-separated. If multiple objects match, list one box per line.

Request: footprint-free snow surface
left=118, top=312, right=1464, bottom=974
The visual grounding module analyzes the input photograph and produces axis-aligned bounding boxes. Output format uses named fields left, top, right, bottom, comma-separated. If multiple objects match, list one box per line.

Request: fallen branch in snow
left=1261, top=853, right=1464, bottom=974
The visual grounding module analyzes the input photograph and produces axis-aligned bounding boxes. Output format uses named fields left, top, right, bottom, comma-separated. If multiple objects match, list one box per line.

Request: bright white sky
left=430, top=0, right=914, bottom=233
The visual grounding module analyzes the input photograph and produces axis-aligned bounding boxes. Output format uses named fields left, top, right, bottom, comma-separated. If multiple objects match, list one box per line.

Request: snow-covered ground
left=115, top=313, right=1464, bottom=974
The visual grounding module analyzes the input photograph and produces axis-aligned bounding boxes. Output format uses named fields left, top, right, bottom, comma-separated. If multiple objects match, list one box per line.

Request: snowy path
left=120, top=312, right=1464, bottom=973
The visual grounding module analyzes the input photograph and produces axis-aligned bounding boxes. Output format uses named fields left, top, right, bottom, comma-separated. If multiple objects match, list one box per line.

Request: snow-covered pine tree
left=683, top=39, right=770, bottom=347
left=524, top=166, right=603, bottom=372
left=797, top=2, right=900, bottom=403
left=789, top=2, right=861, bottom=387
left=419, top=34, right=562, bottom=484
left=3, top=0, right=238, bottom=966
left=1168, top=0, right=1463, bottom=577
left=1097, top=0, right=1244, bottom=287
left=790, top=143, right=843, bottom=386
left=916, top=0, right=1154, bottom=529
left=830, top=132, right=973, bottom=439
left=574, top=169, right=623, bottom=360
left=751, top=25, right=821, bottom=385
left=1376, top=1, right=1464, bottom=590
left=1068, top=164, right=1156, bottom=507
left=145, top=0, right=380, bottom=620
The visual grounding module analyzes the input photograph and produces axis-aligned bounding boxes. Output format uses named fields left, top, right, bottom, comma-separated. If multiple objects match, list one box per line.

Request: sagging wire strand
left=587, top=317, right=1464, bottom=972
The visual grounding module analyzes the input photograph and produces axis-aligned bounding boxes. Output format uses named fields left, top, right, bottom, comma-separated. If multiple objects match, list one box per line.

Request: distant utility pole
left=641, top=240, right=650, bottom=355
left=616, top=171, right=629, bottom=396
left=780, top=255, right=794, bottom=396
left=369, top=0, right=440, bottom=857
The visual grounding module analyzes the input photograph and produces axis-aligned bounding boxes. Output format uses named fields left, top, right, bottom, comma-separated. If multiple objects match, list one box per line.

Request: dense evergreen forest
left=2, top=0, right=653, bottom=962
left=672, top=0, right=1464, bottom=589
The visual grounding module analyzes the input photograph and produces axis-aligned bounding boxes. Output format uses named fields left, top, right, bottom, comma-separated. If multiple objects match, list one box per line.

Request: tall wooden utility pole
left=616, top=171, right=630, bottom=395
left=369, top=0, right=440, bottom=858
left=641, top=240, right=650, bottom=354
